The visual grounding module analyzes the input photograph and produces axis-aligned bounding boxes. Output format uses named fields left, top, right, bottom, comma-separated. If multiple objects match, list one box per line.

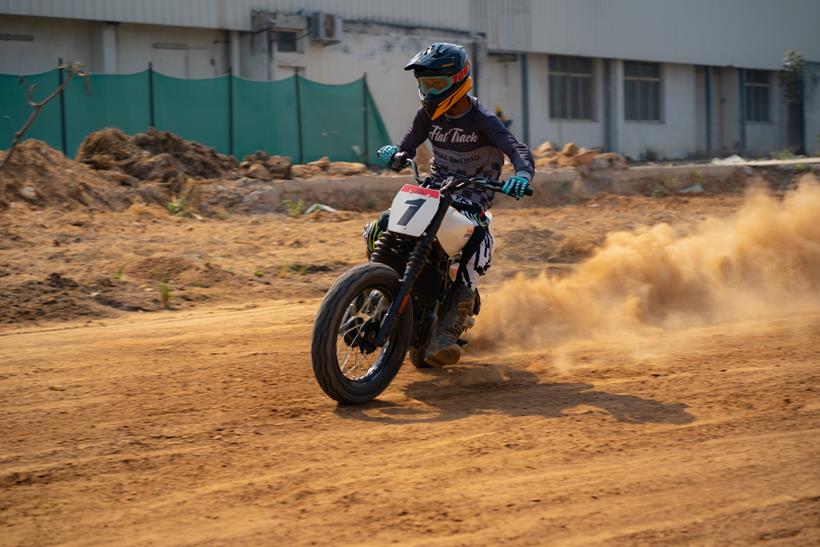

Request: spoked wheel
left=311, top=263, right=412, bottom=404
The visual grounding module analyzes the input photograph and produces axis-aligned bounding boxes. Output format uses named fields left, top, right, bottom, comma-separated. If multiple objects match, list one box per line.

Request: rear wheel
left=409, top=346, right=433, bottom=369
left=311, top=263, right=412, bottom=404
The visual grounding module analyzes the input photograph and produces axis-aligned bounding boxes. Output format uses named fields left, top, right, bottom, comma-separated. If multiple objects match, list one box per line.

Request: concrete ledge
left=195, top=159, right=820, bottom=215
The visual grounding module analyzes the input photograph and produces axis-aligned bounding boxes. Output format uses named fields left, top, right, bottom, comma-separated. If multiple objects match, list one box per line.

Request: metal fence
left=0, top=64, right=391, bottom=164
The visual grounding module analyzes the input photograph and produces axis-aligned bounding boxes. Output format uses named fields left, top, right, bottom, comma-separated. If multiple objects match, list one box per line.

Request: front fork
left=372, top=196, right=452, bottom=347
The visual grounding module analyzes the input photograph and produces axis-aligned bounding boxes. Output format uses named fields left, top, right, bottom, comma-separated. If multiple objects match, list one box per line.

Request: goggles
left=416, top=62, right=470, bottom=98
left=417, top=76, right=454, bottom=97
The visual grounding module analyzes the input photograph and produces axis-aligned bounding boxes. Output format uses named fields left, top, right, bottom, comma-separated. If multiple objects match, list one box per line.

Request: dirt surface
left=1, top=188, right=819, bottom=545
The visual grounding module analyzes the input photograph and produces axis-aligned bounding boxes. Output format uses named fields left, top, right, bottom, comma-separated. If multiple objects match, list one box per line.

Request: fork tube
left=374, top=196, right=452, bottom=346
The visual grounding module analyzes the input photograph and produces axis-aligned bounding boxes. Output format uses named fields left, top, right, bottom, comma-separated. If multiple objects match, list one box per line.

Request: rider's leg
left=363, top=210, right=390, bottom=259
left=425, top=222, right=493, bottom=366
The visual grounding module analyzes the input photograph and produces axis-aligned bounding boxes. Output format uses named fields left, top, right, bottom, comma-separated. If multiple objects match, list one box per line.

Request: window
left=624, top=61, right=661, bottom=121
left=276, top=31, right=298, bottom=53
left=745, top=69, right=770, bottom=122
left=549, top=55, right=594, bottom=120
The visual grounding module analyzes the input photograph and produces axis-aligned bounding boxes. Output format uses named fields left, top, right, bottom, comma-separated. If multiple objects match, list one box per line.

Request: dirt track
left=1, top=300, right=819, bottom=545
left=1, top=192, right=820, bottom=545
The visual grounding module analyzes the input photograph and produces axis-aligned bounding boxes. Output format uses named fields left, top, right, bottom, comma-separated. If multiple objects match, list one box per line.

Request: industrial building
left=1, top=0, right=819, bottom=160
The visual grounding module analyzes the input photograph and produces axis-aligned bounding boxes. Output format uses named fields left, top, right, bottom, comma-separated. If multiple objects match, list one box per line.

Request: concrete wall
left=530, top=54, right=606, bottom=150
left=615, top=62, right=698, bottom=160
left=0, top=15, right=99, bottom=73
left=479, top=54, right=524, bottom=142
left=116, top=24, right=228, bottom=78
left=0, top=15, right=229, bottom=77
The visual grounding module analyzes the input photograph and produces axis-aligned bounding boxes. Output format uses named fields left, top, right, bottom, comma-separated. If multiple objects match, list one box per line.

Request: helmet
left=405, top=43, right=473, bottom=120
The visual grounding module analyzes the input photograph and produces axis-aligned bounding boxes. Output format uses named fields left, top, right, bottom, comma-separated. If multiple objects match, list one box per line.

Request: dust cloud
left=472, top=177, right=820, bottom=351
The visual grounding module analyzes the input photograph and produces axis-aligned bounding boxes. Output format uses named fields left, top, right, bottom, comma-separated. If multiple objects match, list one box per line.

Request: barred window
left=276, top=31, right=298, bottom=53
left=745, top=69, right=770, bottom=122
left=624, top=61, right=661, bottom=121
left=549, top=55, right=594, bottom=120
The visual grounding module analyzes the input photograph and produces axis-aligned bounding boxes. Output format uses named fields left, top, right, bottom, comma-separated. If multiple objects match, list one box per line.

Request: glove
left=377, top=145, right=399, bottom=165
left=501, top=175, right=530, bottom=200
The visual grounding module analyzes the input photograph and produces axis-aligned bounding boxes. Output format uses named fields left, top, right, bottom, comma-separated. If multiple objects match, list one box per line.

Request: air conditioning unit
left=310, top=12, right=343, bottom=43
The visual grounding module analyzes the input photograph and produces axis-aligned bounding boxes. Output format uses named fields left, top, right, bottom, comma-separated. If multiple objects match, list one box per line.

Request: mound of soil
left=76, top=127, right=238, bottom=183
left=0, top=140, right=134, bottom=212
left=128, top=255, right=236, bottom=288
left=0, top=272, right=158, bottom=324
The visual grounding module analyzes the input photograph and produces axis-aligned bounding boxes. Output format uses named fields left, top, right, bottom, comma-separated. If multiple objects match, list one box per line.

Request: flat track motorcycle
left=311, top=154, right=533, bottom=404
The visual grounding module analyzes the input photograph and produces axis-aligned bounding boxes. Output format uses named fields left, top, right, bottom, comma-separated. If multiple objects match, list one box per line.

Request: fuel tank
left=436, top=206, right=476, bottom=256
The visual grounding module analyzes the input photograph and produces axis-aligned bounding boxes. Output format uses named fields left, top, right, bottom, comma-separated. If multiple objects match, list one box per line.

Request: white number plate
left=387, top=185, right=441, bottom=237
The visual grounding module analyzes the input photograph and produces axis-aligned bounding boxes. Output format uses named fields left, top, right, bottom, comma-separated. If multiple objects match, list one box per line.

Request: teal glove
left=378, top=145, right=399, bottom=165
left=501, top=175, right=529, bottom=200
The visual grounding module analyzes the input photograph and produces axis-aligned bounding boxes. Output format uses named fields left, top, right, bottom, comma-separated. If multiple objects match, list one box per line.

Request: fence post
left=295, top=74, right=304, bottom=164
left=57, top=58, right=67, bottom=155
left=362, top=73, right=369, bottom=165
left=148, top=62, right=155, bottom=128
left=228, top=67, right=234, bottom=157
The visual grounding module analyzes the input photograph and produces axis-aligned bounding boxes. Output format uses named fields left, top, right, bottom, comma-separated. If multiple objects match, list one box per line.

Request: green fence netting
left=232, top=76, right=300, bottom=161
left=300, top=77, right=366, bottom=163
left=154, top=73, right=231, bottom=155
left=64, top=71, right=151, bottom=154
left=0, top=70, right=63, bottom=150
left=0, top=68, right=391, bottom=165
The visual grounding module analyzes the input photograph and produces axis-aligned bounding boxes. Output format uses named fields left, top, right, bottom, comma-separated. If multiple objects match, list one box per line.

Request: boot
left=425, top=284, right=475, bottom=366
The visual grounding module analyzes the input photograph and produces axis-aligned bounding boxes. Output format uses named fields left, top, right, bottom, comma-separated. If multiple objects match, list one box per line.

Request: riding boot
left=425, top=284, right=475, bottom=367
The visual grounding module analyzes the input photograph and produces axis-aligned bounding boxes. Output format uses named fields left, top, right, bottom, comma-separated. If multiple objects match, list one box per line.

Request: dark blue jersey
left=397, top=96, right=534, bottom=210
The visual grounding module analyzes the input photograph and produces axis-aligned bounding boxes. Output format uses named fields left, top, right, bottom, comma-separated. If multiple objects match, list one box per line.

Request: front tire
left=311, top=263, right=412, bottom=404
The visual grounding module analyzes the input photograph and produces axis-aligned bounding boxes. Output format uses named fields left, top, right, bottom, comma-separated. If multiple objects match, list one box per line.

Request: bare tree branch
left=0, top=61, right=89, bottom=171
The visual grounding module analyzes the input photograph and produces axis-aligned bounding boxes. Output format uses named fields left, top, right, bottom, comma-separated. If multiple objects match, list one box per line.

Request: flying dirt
left=473, top=178, right=820, bottom=350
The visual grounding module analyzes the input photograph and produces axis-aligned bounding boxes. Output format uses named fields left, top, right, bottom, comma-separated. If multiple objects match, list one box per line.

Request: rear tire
left=311, top=263, right=413, bottom=404
left=409, top=346, right=433, bottom=369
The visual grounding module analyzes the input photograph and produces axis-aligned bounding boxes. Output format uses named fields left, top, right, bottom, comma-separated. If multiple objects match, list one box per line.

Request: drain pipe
left=521, top=53, right=530, bottom=145
left=705, top=65, right=713, bottom=157
left=738, top=68, right=747, bottom=156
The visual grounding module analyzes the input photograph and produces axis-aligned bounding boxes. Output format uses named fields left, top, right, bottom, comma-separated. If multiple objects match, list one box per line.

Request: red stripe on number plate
left=400, top=185, right=440, bottom=198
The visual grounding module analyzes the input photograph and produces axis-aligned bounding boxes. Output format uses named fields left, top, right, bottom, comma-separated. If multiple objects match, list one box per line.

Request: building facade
left=1, top=0, right=818, bottom=159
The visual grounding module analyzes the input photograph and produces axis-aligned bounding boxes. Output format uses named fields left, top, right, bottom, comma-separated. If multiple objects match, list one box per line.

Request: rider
left=368, top=42, right=534, bottom=366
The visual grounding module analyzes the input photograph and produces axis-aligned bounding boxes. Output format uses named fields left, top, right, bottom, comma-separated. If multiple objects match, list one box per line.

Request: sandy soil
left=1, top=194, right=819, bottom=545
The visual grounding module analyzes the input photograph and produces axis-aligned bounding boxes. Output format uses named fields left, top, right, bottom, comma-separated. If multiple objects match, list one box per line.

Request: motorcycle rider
left=367, top=42, right=534, bottom=367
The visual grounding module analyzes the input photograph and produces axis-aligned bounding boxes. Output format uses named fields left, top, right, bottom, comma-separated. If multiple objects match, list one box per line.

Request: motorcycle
left=311, top=153, right=533, bottom=404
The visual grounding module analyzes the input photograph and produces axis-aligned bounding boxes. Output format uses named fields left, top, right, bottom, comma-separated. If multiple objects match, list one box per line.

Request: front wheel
left=311, top=263, right=413, bottom=404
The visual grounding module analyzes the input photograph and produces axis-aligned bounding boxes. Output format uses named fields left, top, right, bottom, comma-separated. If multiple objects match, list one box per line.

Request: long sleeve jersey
left=397, top=96, right=534, bottom=210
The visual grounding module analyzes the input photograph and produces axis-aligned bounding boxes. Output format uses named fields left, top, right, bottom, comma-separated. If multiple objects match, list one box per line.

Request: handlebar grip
left=524, top=186, right=534, bottom=196
left=390, top=151, right=410, bottom=172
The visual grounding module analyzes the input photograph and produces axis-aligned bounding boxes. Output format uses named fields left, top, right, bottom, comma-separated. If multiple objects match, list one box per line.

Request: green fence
left=0, top=67, right=391, bottom=164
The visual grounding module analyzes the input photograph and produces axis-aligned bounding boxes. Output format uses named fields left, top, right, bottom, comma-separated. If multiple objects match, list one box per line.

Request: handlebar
left=395, top=152, right=534, bottom=197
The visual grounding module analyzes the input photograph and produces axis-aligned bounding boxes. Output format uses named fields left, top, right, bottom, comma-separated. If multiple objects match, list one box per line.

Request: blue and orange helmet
left=405, top=43, right=473, bottom=120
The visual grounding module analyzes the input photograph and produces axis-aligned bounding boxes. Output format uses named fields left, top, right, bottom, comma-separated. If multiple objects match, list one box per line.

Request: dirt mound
left=0, top=140, right=134, bottom=212
left=0, top=272, right=107, bottom=323
left=77, top=127, right=238, bottom=183
left=128, top=255, right=236, bottom=288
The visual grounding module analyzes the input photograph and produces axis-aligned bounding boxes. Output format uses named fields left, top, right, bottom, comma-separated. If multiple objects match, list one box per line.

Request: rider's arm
left=397, top=108, right=433, bottom=158
left=479, top=114, right=535, bottom=181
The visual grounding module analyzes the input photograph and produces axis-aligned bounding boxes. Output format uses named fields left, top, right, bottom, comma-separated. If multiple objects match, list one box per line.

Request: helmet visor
left=417, top=75, right=454, bottom=97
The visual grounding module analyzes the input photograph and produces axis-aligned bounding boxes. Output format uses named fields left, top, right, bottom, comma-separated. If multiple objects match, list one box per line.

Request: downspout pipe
left=705, top=65, right=713, bottom=157
left=521, top=53, right=530, bottom=145
left=738, top=67, right=747, bottom=156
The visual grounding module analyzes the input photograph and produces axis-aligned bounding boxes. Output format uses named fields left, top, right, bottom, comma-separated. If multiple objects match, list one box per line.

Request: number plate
left=387, top=185, right=441, bottom=237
